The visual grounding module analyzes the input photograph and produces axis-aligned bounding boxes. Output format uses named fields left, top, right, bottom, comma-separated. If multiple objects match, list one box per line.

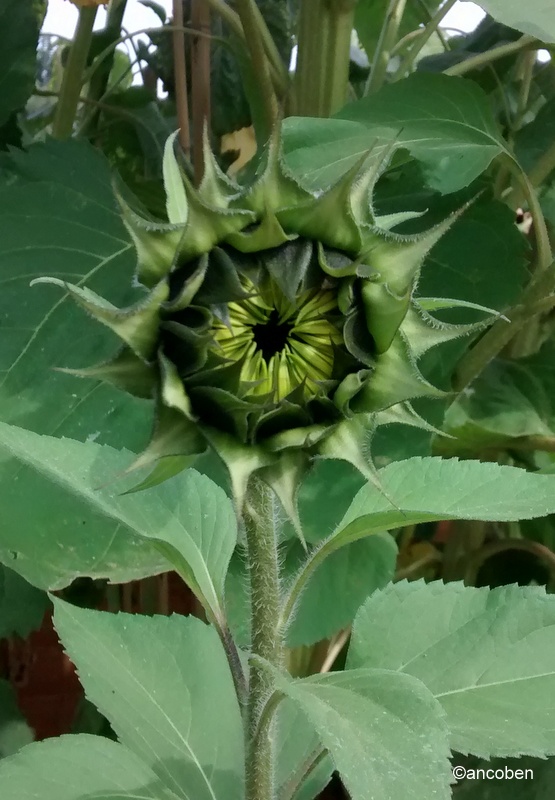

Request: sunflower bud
left=36, top=128, right=487, bottom=527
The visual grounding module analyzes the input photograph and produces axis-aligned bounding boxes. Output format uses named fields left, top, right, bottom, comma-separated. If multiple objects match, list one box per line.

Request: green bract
left=35, top=129, right=486, bottom=527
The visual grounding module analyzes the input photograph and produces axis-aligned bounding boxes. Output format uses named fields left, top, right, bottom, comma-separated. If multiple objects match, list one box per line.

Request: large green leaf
left=470, top=0, right=555, bottom=43
left=275, top=700, right=333, bottom=800
left=333, top=457, right=555, bottom=548
left=0, top=423, right=237, bottom=622
left=283, top=457, right=555, bottom=632
left=0, top=138, right=147, bottom=445
left=337, top=73, right=508, bottom=193
left=418, top=200, right=528, bottom=312
left=53, top=600, right=244, bottom=800
left=283, top=116, right=394, bottom=192
left=285, top=534, right=396, bottom=647
left=0, top=681, right=34, bottom=760
left=0, top=566, right=48, bottom=639
left=438, top=360, right=554, bottom=456
left=348, top=581, right=555, bottom=757
left=0, top=734, right=180, bottom=799
left=271, top=666, right=451, bottom=800
left=0, top=0, right=40, bottom=128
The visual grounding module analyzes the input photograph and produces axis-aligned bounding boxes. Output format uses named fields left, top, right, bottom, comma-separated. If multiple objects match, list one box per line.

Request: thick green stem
left=294, top=0, right=356, bottom=117
left=365, top=0, right=407, bottom=95
left=52, top=6, right=98, bottom=139
left=235, top=0, right=278, bottom=137
left=173, top=0, right=191, bottom=156
left=204, top=0, right=287, bottom=95
left=243, top=478, right=282, bottom=800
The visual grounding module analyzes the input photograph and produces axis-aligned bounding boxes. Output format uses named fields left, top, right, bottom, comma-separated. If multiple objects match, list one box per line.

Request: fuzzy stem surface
left=243, top=478, right=282, bottom=800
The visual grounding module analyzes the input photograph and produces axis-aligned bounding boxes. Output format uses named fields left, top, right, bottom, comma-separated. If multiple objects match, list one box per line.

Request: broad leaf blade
left=285, top=534, right=396, bottom=647
left=272, top=667, right=451, bottom=800
left=0, top=139, right=146, bottom=447
left=0, top=0, right=40, bottom=128
left=348, top=581, right=555, bottom=757
left=0, top=423, right=236, bottom=619
left=338, top=73, right=507, bottom=193
left=334, top=457, right=555, bottom=549
left=275, top=700, right=333, bottom=800
left=53, top=601, right=244, bottom=800
left=470, top=0, right=555, bottom=43
left=0, top=734, right=180, bottom=799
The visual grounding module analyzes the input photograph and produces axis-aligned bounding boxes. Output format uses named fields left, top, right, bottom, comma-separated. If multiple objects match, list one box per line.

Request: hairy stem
left=243, top=478, right=282, bottom=800
left=52, top=6, right=98, bottom=139
left=365, top=0, right=407, bottom=95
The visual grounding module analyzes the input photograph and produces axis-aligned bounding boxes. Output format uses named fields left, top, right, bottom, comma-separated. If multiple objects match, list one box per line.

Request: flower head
left=36, top=128, right=486, bottom=528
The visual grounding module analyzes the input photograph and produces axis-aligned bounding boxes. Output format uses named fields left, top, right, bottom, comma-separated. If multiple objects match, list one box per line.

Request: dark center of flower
left=251, top=309, right=294, bottom=362
left=211, top=277, right=343, bottom=402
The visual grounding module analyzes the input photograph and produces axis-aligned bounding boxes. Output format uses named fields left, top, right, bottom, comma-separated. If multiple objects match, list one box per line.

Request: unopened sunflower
left=37, top=129, right=486, bottom=526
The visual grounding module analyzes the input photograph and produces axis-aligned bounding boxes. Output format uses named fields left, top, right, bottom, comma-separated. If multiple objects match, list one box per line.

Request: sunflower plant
left=3, top=2, right=555, bottom=800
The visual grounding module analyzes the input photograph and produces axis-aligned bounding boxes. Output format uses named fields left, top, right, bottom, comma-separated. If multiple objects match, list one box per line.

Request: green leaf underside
left=270, top=666, right=451, bottom=800
left=275, top=700, right=333, bottom=800
left=471, top=0, right=555, bottom=42
left=0, top=734, right=180, bottom=799
left=285, top=534, right=396, bottom=647
left=53, top=601, right=244, bottom=800
left=348, top=581, right=555, bottom=758
left=0, top=422, right=236, bottom=618
left=334, top=456, right=555, bottom=548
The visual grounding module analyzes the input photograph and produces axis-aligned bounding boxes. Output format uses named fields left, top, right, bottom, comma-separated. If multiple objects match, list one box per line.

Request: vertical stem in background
left=394, top=0, right=456, bottom=79
left=235, top=0, right=278, bottom=137
left=173, top=0, right=192, bottom=156
left=294, top=0, right=356, bottom=117
left=191, top=0, right=212, bottom=184
left=365, top=0, right=407, bottom=95
left=52, top=6, right=98, bottom=139
left=243, top=478, right=282, bottom=800
left=79, top=0, right=128, bottom=137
